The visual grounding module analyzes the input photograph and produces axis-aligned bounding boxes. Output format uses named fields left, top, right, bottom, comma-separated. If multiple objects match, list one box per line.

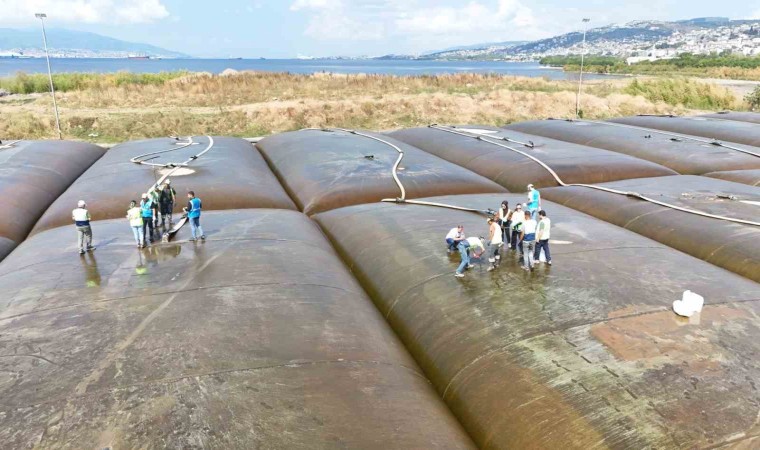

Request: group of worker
left=125, top=180, right=180, bottom=248
left=446, top=184, right=552, bottom=278
left=71, top=181, right=206, bottom=254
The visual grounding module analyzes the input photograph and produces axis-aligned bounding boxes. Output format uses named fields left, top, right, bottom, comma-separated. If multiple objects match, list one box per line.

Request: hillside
left=401, top=17, right=760, bottom=61
left=0, top=28, right=188, bottom=58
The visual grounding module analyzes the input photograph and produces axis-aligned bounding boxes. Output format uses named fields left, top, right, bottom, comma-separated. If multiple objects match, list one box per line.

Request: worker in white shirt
left=126, top=200, right=144, bottom=248
left=534, top=210, right=552, bottom=266
left=520, top=210, right=538, bottom=271
left=510, top=203, right=524, bottom=252
left=72, top=200, right=95, bottom=255
left=455, top=236, right=486, bottom=278
left=487, top=217, right=503, bottom=272
left=445, top=225, right=465, bottom=253
left=498, top=200, right=511, bottom=246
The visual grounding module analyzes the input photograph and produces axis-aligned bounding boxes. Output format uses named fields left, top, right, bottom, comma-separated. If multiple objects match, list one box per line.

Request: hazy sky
left=1, top=0, right=758, bottom=57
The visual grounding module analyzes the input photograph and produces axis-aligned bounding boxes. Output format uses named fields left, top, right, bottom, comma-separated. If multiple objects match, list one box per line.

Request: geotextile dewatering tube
left=313, top=128, right=495, bottom=216
left=554, top=118, right=760, bottom=159
left=429, top=125, right=760, bottom=227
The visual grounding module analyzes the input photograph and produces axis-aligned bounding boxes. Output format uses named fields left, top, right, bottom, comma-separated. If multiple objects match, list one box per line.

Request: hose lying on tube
left=129, top=136, right=216, bottom=241
left=428, top=124, right=760, bottom=227
left=0, top=140, right=21, bottom=150
left=310, top=128, right=495, bottom=216
left=130, top=136, right=215, bottom=192
left=553, top=118, right=760, bottom=159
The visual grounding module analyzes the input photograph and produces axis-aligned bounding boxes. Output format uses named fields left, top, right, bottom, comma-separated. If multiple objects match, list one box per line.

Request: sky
left=0, top=0, right=758, bottom=58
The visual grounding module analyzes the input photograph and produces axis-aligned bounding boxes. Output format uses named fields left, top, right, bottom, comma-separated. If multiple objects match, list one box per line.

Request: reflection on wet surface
left=79, top=252, right=101, bottom=287
left=314, top=193, right=760, bottom=449
left=0, top=210, right=474, bottom=449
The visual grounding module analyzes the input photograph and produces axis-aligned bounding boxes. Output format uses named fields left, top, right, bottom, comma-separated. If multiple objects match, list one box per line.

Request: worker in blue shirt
left=140, top=193, right=156, bottom=245
left=527, top=184, right=541, bottom=220
left=185, top=190, right=206, bottom=241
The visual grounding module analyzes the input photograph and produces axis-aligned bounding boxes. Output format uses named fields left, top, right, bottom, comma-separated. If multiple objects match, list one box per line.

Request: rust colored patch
left=591, top=306, right=749, bottom=371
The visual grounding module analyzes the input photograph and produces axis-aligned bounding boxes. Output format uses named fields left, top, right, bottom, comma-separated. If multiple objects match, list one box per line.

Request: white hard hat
left=165, top=179, right=171, bottom=185
left=77, top=200, right=86, bottom=208
left=527, top=184, right=534, bottom=189
left=142, top=193, right=148, bottom=199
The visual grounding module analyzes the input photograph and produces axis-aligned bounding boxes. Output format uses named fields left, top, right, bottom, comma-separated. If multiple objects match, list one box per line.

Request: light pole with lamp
left=35, top=13, right=62, bottom=140
left=575, top=18, right=591, bottom=119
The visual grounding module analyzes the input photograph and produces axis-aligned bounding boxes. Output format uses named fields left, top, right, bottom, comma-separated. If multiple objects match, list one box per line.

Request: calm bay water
left=0, top=58, right=614, bottom=80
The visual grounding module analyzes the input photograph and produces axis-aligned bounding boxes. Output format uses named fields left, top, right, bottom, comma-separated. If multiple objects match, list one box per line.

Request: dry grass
left=0, top=71, right=747, bottom=142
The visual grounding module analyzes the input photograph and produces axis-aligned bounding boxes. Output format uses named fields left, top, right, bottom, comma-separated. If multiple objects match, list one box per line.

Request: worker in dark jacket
left=159, top=179, right=177, bottom=227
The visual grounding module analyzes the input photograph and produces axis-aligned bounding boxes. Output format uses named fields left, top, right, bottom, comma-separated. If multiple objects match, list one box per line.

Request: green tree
left=746, top=86, right=760, bottom=111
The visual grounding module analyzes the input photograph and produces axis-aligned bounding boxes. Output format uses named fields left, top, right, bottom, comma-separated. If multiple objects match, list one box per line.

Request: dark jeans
left=501, top=221, right=511, bottom=245
left=510, top=230, right=521, bottom=251
left=446, top=238, right=461, bottom=252
left=534, top=239, right=551, bottom=262
left=142, top=218, right=154, bottom=243
left=160, top=202, right=173, bottom=224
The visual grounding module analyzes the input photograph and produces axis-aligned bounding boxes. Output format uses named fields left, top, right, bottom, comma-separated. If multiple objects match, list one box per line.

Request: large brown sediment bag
left=31, top=136, right=296, bottom=235
left=610, top=115, right=760, bottom=147
left=0, top=140, right=105, bottom=260
left=704, top=169, right=760, bottom=187
left=314, top=193, right=760, bottom=449
left=541, top=175, right=760, bottom=282
left=505, top=119, right=760, bottom=175
left=0, top=209, right=475, bottom=449
left=700, top=111, right=760, bottom=124
left=388, top=125, right=676, bottom=192
left=256, top=128, right=507, bottom=215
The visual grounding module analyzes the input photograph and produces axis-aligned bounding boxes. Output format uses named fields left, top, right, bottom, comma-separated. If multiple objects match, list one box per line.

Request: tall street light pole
left=35, top=13, right=62, bottom=140
left=575, top=18, right=591, bottom=119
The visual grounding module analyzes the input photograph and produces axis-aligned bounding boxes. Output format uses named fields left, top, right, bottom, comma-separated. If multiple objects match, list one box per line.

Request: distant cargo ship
left=127, top=55, right=151, bottom=60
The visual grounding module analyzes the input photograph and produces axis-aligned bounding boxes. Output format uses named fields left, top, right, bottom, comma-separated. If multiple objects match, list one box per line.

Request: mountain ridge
left=0, top=28, right=188, bottom=58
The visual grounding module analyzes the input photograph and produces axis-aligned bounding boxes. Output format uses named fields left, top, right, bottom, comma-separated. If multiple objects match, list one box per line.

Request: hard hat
left=77, top=200, right=86, bottom=208
left=142, top=193, right=148, bottom=199
left=527, top=184, right=534, bottom=189
left=165, top=179, right=171, bottom=185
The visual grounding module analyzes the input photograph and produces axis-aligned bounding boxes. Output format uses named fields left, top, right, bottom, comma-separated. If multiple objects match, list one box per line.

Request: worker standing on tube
left=487, top=217, right=503, bottom=272
left=185, top=190, right=206, bottom=242
left=140, top=193, right=155, bottom=245
left=534, top=210, right=552, bottom=266
left=150, top=186, right=161, bottom=229
left=159, top=180, right=176, bottom=227
left=126, top=200, right=144, bottom=248
left=498, top=200, right=511, bottom=246
left=521, top=210, right=538, bottom=271
left=455, top=237, right=485, bottom=278
left=445, top=225, right=465, bottom=254
left=527, top=184, right=541, bottom=220
left=510, top=203, right=524, bottom=252
left=72, top=200, right=95, bottom=255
